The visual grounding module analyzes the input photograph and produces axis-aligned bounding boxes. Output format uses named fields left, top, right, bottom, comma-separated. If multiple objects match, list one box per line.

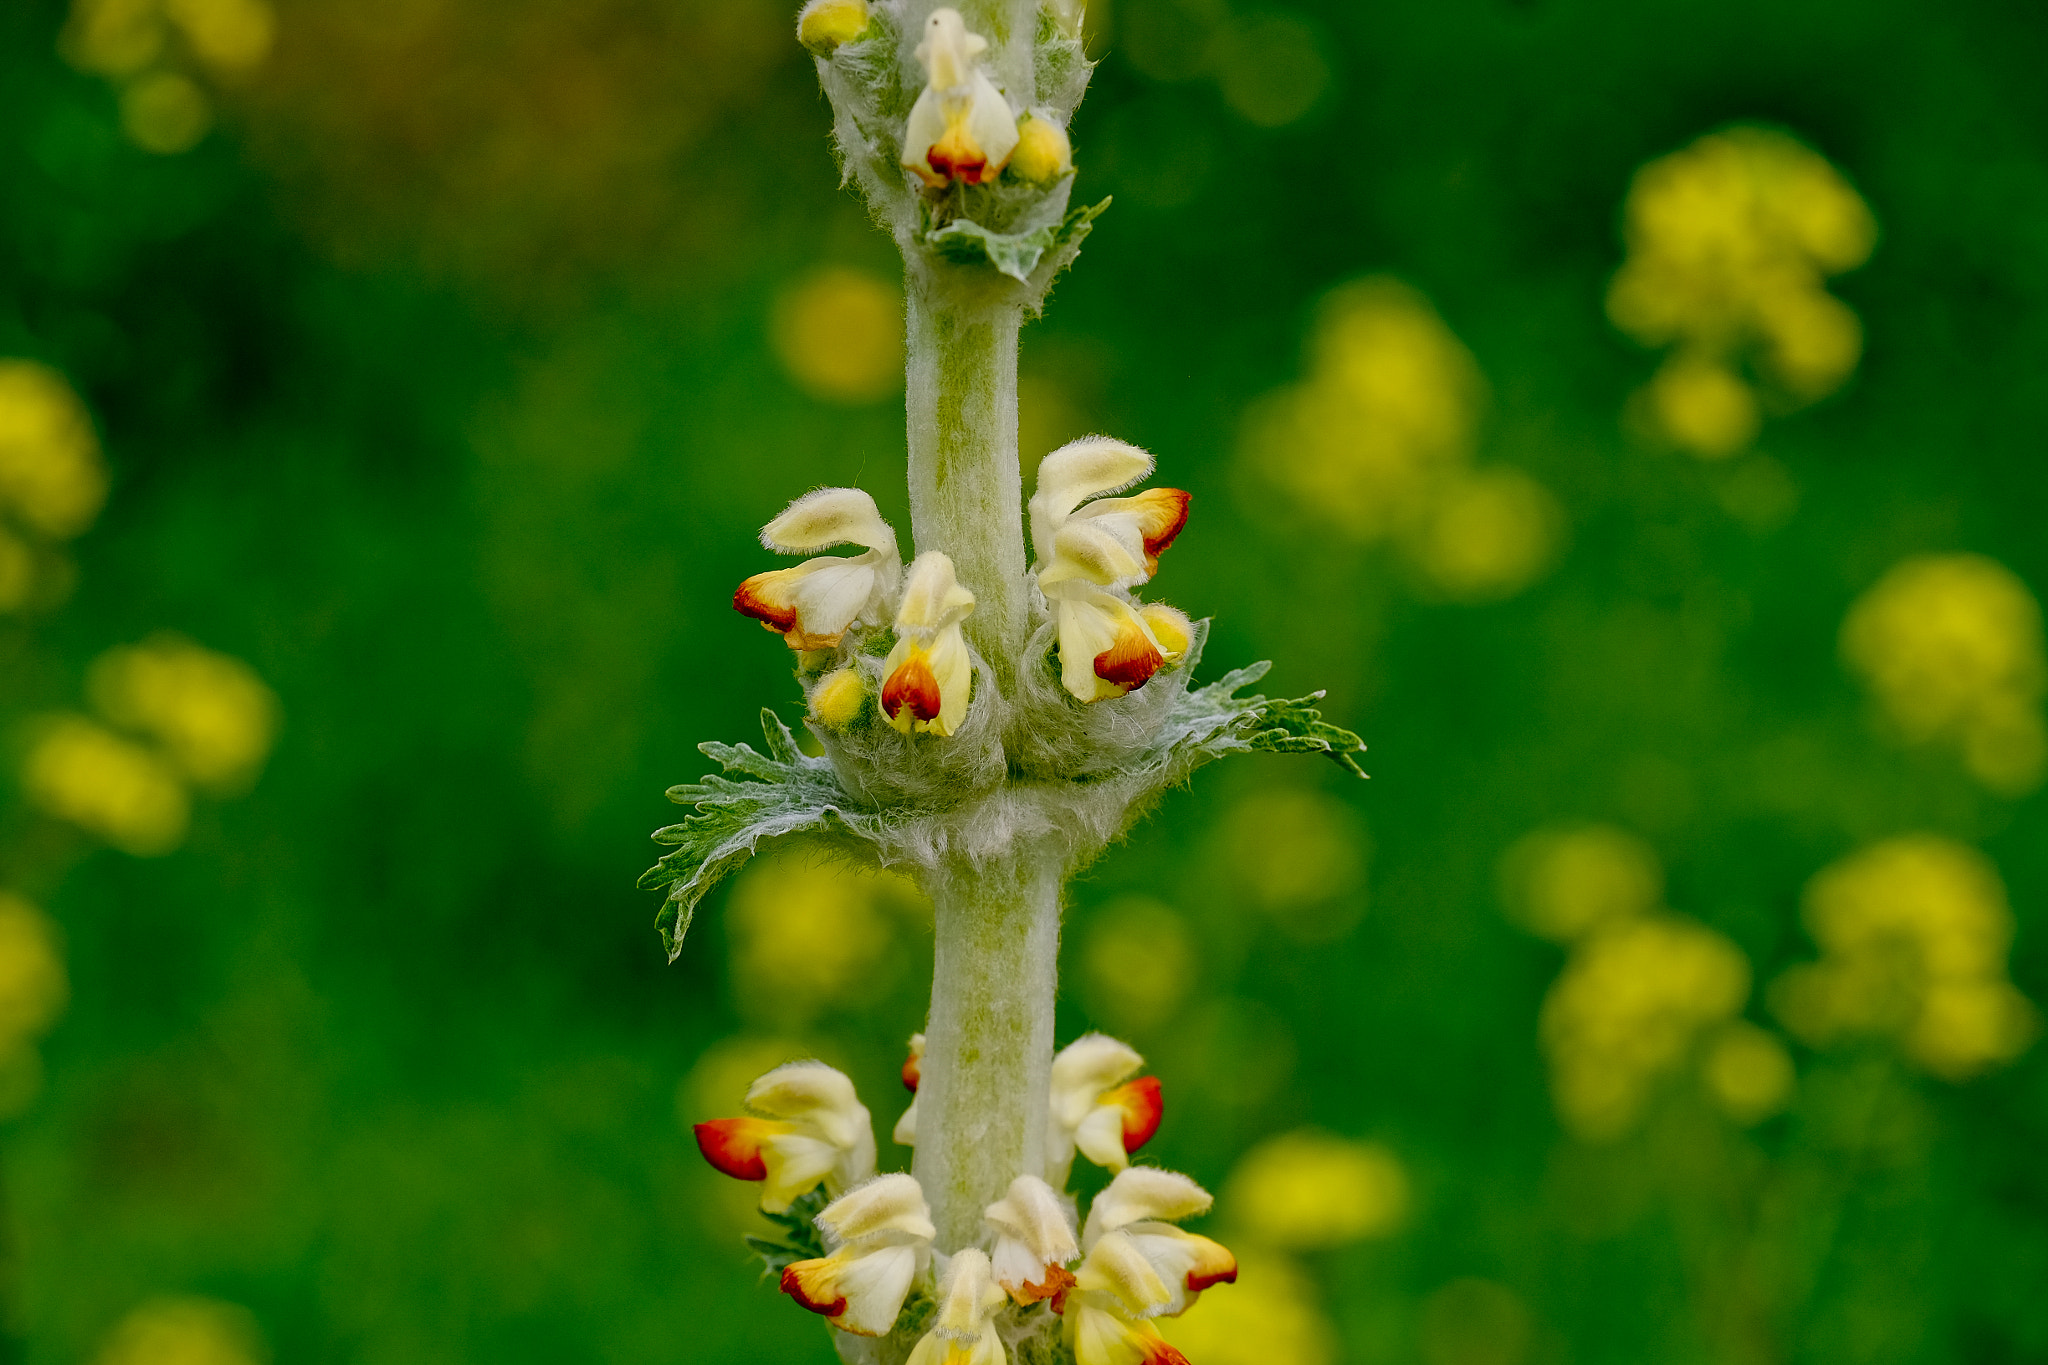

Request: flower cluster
left=1839, top=553, right=2047, bottom=797
left=694, top=1034, right=1233, bottom=1362
left=1769, top=835, right=2039, bottom=1081
left=731, top=439, right=1196, bottom=732
left=1607, top=126, right=1876, bottom=459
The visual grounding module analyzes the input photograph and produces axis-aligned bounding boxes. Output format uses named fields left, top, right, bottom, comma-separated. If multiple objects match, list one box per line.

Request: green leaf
left=924, top=196, right=1111, bottom=283
left=1145, top=627, right=1369, bottom=780
left=639, top=709, right=882, bottom=961
left=741, top=1187, right=829, bottom=1276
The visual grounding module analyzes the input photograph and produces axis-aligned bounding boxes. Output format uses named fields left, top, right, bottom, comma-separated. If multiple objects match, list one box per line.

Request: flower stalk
left=645, top=2, right=1367, bottom=1360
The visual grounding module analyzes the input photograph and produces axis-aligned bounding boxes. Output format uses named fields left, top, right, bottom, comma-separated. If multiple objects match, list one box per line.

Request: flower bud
left=797, top=0, right=869, bottom=55
left=809, top=667, right=867, bottom=727
left=1009, top=113, right=1074, bottom=183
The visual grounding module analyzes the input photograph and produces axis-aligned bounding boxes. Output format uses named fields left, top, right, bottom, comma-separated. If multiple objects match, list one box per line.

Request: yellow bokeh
left=1541, top=914, right=1750, bottom=1141
left=1159, top=1251, right=1337, bottom=1365
left=1243, top=277, right=1562, bottom=600
left=1498, top=823, right=1662, bottom=944
left=91, top=1297, right=267, bottom=1365
left=1079, top=896, right=1195, bottom=1033
left=22, top=715, right=191, bottom=857
left=1609, top=127, right=1874, bottom=458
left=1222, top=1129, right=1410, bottom=1249
left=724, top=847, right=922, bottom=1026
left=122, top=71, right=213, bottom=154
left=163, top=0, right=276, bottom=73
left=1214, top=787, right=1367, bottom=942
left=769, top=267, right=904, bottom=405
left=1405, top=466, right=1563, bottom=601
left=1418, top=1278, right=1533, bottom=1365
left=1770, top=836, right=2038, bottom=1081
left=62, top=0, right=168, bottom=78
left=1701, top=1020, right=1796, bottom=1125
left=0, top=360, right=109, bottom=541
left=0, top=895, right=68, bottom=1053
left=676, top=1033, right=820, bottom=1125
left=1840, top=553, right=2047, bottom=796
left=90, top=634, right=281, bottom=792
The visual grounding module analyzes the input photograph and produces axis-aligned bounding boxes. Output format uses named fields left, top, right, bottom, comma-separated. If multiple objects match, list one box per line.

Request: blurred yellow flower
left=770, top=267, right=905, bottom=405
left=1222, top=1129, right=1410, bottom=1249
left=1079, top=896, right=1195, bottom=1033
left=1701, top=1020, right=1796, bottom=1125
left=164, top=0, right=276, bottom=72
left=91, top=1297, right=267, bottom=1365
left=1770, top=836, right=2038, bottom=1081
left=121, top=71, right=212, bottom=155
left=1159, top=1250, right=1336, bottom=1365
left=1840, top=554, right=2047, bottom=795
left=23, top=715, right=190, bottom=856
left=1609, top=127, right=1874, bottom=458
left=724, top=847, right=923, bottom=1026
left=90, top=634, right=281, bottom=793
left=1498, top=822, right=1662, bottom=944
left=61, top=0, right=168, bottom=78
left=1242, top=277, right=1561, bottom=601
left=1418, top=1278, right=1533, bottom=1365
left=1214, top=786, right=1367, bottom=942
left=1541, top=914, right=1750, bottom=1141
left=0, top=360, right=108, bottom=542
left=0, top=895, right=69, bottom=1095
left=1404, top=466, right=1563, bottom=602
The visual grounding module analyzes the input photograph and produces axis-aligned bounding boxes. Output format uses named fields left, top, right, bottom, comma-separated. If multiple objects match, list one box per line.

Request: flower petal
left=818, top=1172, right=937, bottom=1248
left=1075, top=1231, right=1176, bottom=1317
left=1030, top=438, right=1154, bottom=558
left=902, top=1034, right=925, bottom=1091
left=748, top=1061, right=864, bottom=1147
left=1051, top=1035, right=1146, bottom=1130
left=1069, top=1303, right=1191, bottom=1365
left=931, top=1246, right=1009, bottom=1337
left=1104, top=1077, right=1163, bottom=1157
left=985, top=1174, right=1080, bottom=1301
left=1084, top=1168, right=1212, bottom=1244
left=762, top=487, right=896, bottom=557
left=1123, top=1225, right=1237, bottom=1314
left=883, top=643, right=945, bottom=730
left=897, top=551, right=976, bottom=633
left=692, top=1117, right=784, bottom=1181
left=782, top=1242, right=922, bottom=1336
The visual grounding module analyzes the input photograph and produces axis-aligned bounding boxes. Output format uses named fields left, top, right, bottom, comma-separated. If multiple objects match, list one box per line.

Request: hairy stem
left=904, top=276, right=1029, bottom=684
left=911, top=850, right=1062, bottom=1248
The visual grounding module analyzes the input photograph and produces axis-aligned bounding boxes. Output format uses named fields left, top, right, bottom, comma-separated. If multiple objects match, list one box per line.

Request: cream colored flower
left=781, top=1173, right=935, bottom=1336
left=1047, top=1033, right=1163, bottom=1182
left=734, top=488, right=901, bottom=649
left=902, top=9, right=1019, bottom=187
left=693, top=1060, right=877, bottom=1213
left=1082, top=1167, right=1236, bottom=1318
left=985, top=1173, right=1079, bottom=1304
left=881, top=552, right=976, bottom=736
left=905, top=1247, right=1009, bottom=1365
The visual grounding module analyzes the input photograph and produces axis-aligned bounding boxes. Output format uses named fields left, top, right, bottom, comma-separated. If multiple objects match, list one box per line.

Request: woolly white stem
left=903, top=279, right=1029, bottom=684
left=911, top=850, right=1062, bottom=1249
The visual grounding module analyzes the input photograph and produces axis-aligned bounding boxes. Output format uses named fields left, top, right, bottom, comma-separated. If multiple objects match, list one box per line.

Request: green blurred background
left=2, top=0, right=2045, bottom=1362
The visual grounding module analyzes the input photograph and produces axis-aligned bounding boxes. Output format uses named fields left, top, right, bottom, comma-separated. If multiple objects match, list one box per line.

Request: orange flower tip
left=901, top=1054, right=921, bottom=1092
left=1014, top=1262, right=1077, bottom=1306
left=1138, top=488, right=1192, bottom=559
left=733, top=577, right=798, bottom=632
left=1187, top=1260, right=1237, bottom=1293
left=882, top=655, right=944, bottom=722
left=693, top=1118, right=771, bottom=1181
left=928, top=133, right=989, bottom=185
left=1142, top=1340, right=1193, bottom=1365
left=780, top=1263, right=849, bottom=1319
left=1108, top=1075, right=1163, bottom=1153
left=1094, top=625, right=1164, bottom=692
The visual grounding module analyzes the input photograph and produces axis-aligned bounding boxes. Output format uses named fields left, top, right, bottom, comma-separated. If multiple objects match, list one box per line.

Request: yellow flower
left=1220, top=1130, right=1408, bottom=1249
left=1540, top=914, right=1751, bottom=1140
left=780, top=1173, right=935, bottom=1336
left=1009, top=113, right=1075, bottom=183
left=0, top=894, right=68, bottom=1052
left=881, top=552, right=976, bottom=736
left=692, top=1060, right=877, bottom=1213
left=1841, top=553, right=2047, bottom=795
left=0, top=360, right=108, bottom=540
left=91, top=1296, right=266, bottom=1365
left=89, top=635, right=279, bottom=793
left=797, top=0, right=869, bottom=55
left=1770, top=836, right=2038, bottom=1080
left=1701, top=1021, right=1796, bottom=1124
left=1497, top=822, right=1662, bottom=944
left=22, top=715, right=189, bottom=856
left=1047, top=1033, right=1162, bottom=1183
left=984, top=1174, right=1079, bottom=1305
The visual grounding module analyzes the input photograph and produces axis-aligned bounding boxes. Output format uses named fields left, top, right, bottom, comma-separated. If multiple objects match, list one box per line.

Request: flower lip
left=1108, top=1076, right=1163, bottom=1155
left=902, top=1033, right=924, bottom=1091
left=881, top=650, right=944, bottom=723
left=781, top=1263, right=849, bottom=1318
left=693, top=1117, right=778, bottom=1181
